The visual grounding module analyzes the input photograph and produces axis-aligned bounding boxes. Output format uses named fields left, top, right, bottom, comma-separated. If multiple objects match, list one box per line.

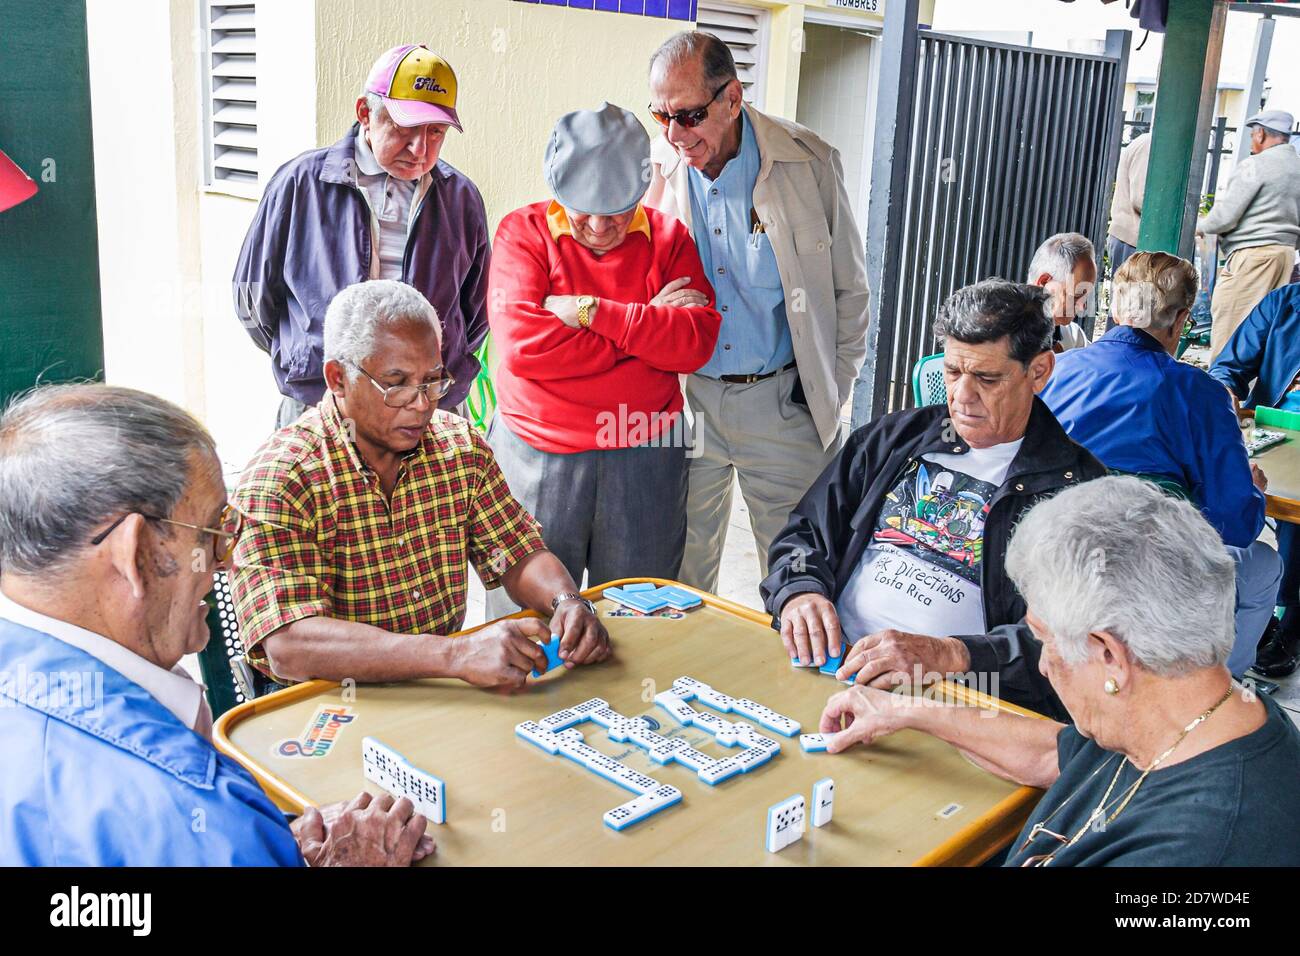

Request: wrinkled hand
left=839, top=628, right=970, bottom=687
left=294, top=792, right=434, bottom=867
left=542, top=294, right=587, bottom=328
left=1251, top=462, right=1269, bottom=493
left=650, top=276, right=709, bottom=309
left=818, top=685, right=907, bottom=753
left=779, top=592, right=842, bottom=667
left=453, top=617, right=551, bottom=688
left=548, top=599, right=612, bottom=668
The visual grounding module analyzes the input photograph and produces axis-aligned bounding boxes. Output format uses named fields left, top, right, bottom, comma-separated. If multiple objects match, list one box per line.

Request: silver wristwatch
left=551, top=592, right=596, bottom=614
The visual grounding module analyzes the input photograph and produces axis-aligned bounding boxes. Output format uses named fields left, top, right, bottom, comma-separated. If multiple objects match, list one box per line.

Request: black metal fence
left=869, top=31, right=1128, bottom=414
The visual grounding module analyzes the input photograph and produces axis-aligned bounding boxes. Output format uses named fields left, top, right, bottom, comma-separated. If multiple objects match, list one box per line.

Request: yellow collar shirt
left=229, top=394, right=545, bottom=680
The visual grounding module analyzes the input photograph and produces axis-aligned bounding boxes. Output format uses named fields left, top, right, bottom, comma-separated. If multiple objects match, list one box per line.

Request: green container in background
left=1255, top=406, right=1300, bottom=432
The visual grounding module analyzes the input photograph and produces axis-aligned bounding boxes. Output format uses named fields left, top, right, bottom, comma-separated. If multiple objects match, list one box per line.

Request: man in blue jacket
left=0, top=384, right=434, bottom=865
left=233, top=44, right=489, bottom=427
left=1211, top=281, right=1300, bottom=676
left=1041, top=252, right=1281, bottom=678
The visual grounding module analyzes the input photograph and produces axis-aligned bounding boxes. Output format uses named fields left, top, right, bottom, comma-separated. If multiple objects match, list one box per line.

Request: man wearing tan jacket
left=1199, top=109, right=1300, bottom=359
left=1107, top=131, right=1150, bottom=275
left=643, top=31, right=871, bottom=593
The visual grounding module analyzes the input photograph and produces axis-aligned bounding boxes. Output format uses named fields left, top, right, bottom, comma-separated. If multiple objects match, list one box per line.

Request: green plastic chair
left=196, top=571, right=280, bottom=718
left=912, top=351, right=947, bottom=407
left=464, top=336, right=496, bottom=433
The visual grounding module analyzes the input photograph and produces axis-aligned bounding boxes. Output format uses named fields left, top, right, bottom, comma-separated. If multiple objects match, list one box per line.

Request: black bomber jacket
left=760, top=397, right=1106, bottom=722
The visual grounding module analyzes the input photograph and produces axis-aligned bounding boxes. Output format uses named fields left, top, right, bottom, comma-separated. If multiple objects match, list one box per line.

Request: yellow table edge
left=212, top=577, right=1048, bottom=866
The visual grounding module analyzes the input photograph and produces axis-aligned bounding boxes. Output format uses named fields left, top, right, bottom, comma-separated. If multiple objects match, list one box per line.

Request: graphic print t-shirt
left=836, top=439, right=1023, bottom=643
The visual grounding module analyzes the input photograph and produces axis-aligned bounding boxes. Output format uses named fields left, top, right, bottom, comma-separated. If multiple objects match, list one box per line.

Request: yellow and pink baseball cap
left=364, top=44, right=462, bottom=131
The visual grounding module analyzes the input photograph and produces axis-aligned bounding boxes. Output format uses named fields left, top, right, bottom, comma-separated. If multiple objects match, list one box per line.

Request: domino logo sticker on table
left=274, top=705, right=357, bottom=758
left=604, top=607, right=686, bottom=620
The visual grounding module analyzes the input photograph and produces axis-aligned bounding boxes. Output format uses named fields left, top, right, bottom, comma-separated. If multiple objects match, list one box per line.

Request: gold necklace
left=1023, top=685, right=1236, bottom=860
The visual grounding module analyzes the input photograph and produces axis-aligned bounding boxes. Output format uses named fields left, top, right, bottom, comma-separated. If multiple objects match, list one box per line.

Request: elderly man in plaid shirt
left=229, top=280, right=611, bottom=688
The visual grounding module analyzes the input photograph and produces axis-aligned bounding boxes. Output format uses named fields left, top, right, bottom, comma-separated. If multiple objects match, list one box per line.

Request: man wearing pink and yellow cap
left=234, top=45, right=490, bottom=428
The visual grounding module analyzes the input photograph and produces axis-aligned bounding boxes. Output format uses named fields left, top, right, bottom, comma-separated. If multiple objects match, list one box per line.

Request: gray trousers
left=679, top=366, right=840, bottom=594
left=485, top=417, right=688, bottom=618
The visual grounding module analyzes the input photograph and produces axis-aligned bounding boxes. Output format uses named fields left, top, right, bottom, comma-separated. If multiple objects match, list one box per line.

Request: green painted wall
left=0, top=0, right=104, bottom=407
left=1137, top=0, right=1215, bottom=254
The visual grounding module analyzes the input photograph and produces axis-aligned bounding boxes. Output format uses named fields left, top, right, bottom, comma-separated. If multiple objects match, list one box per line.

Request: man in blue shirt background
left=1041, top=253, right=1281, bottom=677
left=1212, top=282, right=1300, bottom=676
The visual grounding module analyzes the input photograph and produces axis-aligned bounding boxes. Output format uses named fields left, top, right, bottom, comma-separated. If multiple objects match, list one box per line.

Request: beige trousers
left=1210, top=244, right=1296, bottom=360
left=679, top=367, right=841, bottom=594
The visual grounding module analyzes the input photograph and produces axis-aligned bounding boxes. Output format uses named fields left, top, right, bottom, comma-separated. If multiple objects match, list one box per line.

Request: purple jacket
left=232, top=124, right=490, bottom=408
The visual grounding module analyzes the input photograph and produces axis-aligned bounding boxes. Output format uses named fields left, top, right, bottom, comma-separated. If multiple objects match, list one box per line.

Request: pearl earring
left=1104, top=678, right=1120, bottom=695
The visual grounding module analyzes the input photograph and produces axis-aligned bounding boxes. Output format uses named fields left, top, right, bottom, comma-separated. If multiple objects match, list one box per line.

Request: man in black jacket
left=761, top=280, right=1106, bottom=721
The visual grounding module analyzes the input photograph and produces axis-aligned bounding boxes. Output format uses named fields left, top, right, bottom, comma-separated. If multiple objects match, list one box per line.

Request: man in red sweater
left=486, top=103, right=721, bottom=616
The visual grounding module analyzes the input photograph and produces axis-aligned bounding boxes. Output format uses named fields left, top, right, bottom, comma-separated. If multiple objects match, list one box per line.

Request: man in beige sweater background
left=1107, top=130, right=1151, bottom=275
left=1199, top=109, right=1300, bottom=359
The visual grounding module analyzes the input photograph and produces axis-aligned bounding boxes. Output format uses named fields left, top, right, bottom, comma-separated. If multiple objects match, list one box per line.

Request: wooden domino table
left=214, top=580, right=1044, bottom=866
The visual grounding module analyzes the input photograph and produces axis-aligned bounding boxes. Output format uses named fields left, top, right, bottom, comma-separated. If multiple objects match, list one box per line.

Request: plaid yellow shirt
left=229, top=394, right=544, bottom=679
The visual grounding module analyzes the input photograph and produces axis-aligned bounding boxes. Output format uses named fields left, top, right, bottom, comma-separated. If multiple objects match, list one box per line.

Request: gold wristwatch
left=576, top=295, right=596, bottom=329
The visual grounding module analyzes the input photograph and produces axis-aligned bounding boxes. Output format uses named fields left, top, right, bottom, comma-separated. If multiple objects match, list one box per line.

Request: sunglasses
left=649, top=81, right=731, bottom=129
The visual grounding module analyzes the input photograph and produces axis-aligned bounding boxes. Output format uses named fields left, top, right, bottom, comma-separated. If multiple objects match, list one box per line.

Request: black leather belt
left=713, top=361, right=797, bottom=385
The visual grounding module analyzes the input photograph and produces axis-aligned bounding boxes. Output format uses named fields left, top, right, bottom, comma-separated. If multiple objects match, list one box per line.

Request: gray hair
left=649, top=31, right=738, bottom=87
left=1005, top=476, right=1236, bottom=676
left=934, top=279, right=1053, bottom=366
left=0, top=384, right=219, bottom=575
left=1027, top=232, right=1095, bottom=284
left=323, top=280, right=442, bottom=378
left=362, top=92, right=387, bottom=120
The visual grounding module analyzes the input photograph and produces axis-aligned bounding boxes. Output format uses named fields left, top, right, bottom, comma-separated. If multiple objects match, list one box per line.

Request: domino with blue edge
left=653, top=584, right=703, bottom=610
left=732, top=698, right=801, bottom=737
left=698, top=756, right=744, bottom=786
left=514, top=720, right=562, bottom=754
left=539, top=708, right=583, bottom=732
left=818, top=646, right=846, bottom=677
left=530, top=634, right=564, bottom=678
left=765, top=794, right=806, bottom=853
left=623, top=582, right=657, bottom=592
left=362, top=736, right=447, bottom=825
left=800, top=733, right=831, bottom=753
left=812, top=778, right=835, bottom=827
left=603, top=784, right=682, bottom=831
left=654, top=691, right=698, bottom=725
left=603, top=586, right=670, bottom=613
left=734, top=746, right=775, bottom=773
left=694, top=684, right=736, bottom=713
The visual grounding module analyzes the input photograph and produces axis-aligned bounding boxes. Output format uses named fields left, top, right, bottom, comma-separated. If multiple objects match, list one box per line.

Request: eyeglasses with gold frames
left=352, top=362, right=455, bottom=408
left=90, top=502, right=246, bottom=566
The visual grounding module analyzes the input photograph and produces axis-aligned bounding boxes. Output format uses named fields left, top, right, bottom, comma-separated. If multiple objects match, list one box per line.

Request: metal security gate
left=859, top=13, right=1131, bottom=418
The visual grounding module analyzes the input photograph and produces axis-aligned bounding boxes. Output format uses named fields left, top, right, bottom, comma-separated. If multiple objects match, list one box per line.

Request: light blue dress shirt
left=687, top=111, right=793, bottom=377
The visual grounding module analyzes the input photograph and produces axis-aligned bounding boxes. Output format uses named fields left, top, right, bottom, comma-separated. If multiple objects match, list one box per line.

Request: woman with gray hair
left=817, top=476, right=1300, bottom=865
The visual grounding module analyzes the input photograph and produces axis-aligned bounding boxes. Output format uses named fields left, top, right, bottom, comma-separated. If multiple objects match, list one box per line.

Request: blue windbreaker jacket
left=0, top=617, right=303, bottom=866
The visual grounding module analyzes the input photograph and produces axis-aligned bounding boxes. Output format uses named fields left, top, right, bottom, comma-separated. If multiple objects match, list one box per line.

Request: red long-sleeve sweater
left=487, top=201, right=721, bottom=453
